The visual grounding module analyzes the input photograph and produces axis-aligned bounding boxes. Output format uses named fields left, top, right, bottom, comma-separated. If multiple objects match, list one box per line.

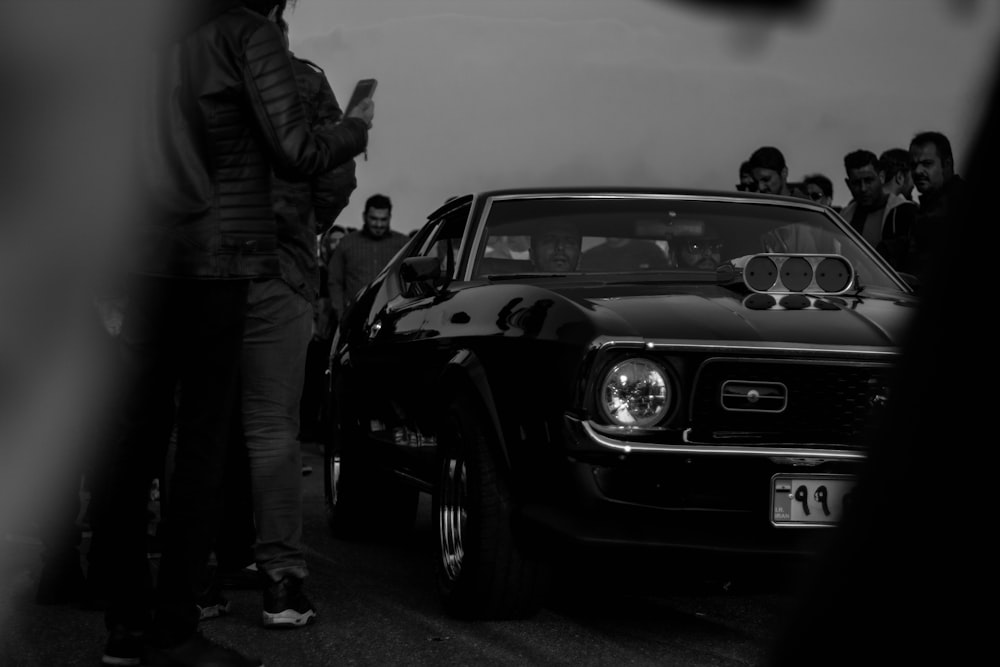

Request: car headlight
left=598, top=358, right=672, bottom=427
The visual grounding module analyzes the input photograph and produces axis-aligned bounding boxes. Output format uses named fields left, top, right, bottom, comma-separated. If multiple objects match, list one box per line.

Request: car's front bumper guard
left=564, top=415, right=867, bottom=462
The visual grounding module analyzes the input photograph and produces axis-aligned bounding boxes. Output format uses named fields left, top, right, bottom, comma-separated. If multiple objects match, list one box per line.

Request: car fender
left=438, top=348, right=513, bottom=473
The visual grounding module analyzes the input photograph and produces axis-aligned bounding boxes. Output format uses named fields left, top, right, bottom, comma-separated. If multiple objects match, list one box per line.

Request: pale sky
left=279, top=0, right=1000, bottom=232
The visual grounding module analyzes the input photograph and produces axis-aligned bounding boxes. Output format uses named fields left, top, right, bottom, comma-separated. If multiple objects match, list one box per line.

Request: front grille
left=721, top=380, right=787, bottom=412
left=689, top=357, right=895, bottom=446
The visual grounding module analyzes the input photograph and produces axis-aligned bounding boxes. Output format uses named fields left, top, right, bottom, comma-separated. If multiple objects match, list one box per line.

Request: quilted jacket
left=134, top=0, right=368, bottom=279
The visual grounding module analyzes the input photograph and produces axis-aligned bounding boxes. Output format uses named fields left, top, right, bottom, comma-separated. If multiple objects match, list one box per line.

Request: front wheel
left=432, top=394, right=549, bottom=619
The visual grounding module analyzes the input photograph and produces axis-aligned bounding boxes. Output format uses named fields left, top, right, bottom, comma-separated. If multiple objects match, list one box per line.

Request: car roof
left=426, top=187, right=823, bottom=221
left=476, top=186, right=804, bottom=202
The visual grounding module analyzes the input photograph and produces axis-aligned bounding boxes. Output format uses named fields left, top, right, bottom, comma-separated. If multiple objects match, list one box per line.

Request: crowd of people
left=22, top=2, right=971, bottom=667
left=490, top=132, right=966, bottom=283
left=737, top=133, right=968, bottom=282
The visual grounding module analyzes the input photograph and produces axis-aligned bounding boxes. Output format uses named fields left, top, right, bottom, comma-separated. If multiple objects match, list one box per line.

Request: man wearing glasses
left=674, top=231, right=724, bottom=270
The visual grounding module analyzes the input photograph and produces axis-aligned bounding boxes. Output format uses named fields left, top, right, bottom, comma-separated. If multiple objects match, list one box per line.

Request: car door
left=351, top=202, right=473, bottom=476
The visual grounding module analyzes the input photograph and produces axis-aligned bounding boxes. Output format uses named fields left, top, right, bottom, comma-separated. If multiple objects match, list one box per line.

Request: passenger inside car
left=529, top=220, right=583, bottom=272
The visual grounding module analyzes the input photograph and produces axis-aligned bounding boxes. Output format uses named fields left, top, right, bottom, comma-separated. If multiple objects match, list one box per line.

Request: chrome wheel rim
left=327, top=453, right=340, bottom=507
left=439, top=456, right=467, bottom=582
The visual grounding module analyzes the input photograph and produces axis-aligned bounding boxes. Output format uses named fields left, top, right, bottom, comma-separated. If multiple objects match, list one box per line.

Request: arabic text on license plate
left=771, top=475, right=856, bottom=526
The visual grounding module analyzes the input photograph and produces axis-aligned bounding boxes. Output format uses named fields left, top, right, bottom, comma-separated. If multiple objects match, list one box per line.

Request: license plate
left=771, top=474, right=856, bottom=526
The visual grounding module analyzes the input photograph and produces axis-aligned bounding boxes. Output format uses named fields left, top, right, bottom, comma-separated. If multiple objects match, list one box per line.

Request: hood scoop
left=740, top=254, right=854, bottom=295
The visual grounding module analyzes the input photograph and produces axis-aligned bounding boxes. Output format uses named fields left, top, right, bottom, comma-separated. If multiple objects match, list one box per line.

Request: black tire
left=432, top=393, right=549, bottom=619
left=324, top=419, right=419, bottom=541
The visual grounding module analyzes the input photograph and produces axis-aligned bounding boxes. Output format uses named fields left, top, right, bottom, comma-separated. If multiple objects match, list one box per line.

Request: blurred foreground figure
left=766, top=50, right=995, bottom=667
left=0, top=1, right=161, bottom=626
left=645, top=1, right=993, bottom=664
left=89, top=0, right=371, bottom=665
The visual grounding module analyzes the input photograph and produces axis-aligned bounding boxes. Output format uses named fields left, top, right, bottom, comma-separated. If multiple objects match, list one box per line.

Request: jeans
left=241, top=279, right=312, bottom=582
left=93, top=277, right=248, bottom=644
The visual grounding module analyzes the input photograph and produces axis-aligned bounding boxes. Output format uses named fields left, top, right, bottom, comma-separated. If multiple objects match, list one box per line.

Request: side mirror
left=400, top=256, right=442, bottom=282
left=400, top=256, right=446, bottom=295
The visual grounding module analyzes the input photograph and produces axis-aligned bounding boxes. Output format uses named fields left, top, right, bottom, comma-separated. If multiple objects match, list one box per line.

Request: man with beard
left=674, top=227, right=724, bottom=270
left=327, top=193, right=409, bottom=320
left=907, top=131, right=969, bottom=280
left=528, top=220, right=583, bottom=272
left=838, top=149, right=915, bottom=271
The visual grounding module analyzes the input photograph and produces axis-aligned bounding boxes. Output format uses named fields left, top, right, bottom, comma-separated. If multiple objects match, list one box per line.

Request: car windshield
left=472, top=196, right=902, bottom=290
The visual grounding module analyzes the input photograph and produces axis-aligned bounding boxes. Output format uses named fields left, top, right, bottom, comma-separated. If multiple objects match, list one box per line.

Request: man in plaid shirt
left=327, top=193, right=409, bottom=319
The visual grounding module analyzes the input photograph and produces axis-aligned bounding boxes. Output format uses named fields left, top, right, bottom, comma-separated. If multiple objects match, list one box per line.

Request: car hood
left=552, top=283, right=917, bottom=348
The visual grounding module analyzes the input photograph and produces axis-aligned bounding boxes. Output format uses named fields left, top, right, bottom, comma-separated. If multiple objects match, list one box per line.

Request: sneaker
left=262, top=576, right=316, bottom=628
left=301, top=464, right=313, bottom=476
left=101, top=627, right=144, bottom=666
left=196, top=584, right=231, bottom=621
left=143, top=632, right=263, bottom=667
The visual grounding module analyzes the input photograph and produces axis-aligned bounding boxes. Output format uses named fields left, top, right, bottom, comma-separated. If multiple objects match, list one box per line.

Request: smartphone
left=345, top=78, right=377, bottom=115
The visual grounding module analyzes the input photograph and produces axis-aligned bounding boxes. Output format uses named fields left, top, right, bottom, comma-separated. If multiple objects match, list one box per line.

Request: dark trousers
left=91, top=277, right=249, bottom=645
left=213, top=417, right=256, bottom=573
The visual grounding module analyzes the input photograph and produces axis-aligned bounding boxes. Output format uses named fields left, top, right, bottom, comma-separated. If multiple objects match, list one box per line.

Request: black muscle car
left=324, top=187, right=917, bottom=619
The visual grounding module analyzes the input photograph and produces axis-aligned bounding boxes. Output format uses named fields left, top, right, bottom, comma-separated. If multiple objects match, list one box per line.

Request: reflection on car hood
left=553, top=283, right=916, bottom=348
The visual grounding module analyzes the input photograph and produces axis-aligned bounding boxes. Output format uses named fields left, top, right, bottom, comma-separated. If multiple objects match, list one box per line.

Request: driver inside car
left=671, top=227, right=722, bottom=271
left=529, top=221, right=583, bottom=272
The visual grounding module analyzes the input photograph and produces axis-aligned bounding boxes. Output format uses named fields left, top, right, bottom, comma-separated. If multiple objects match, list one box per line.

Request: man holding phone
left=345, top=78, right=377, bottom=117
left=345, top=79, right=376, bottom=160
left=203, top=2, right=369, bottom=634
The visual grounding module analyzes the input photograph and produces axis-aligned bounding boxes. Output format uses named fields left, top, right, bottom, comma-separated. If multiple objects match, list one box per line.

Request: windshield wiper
left=485, top=273, right=569, bottom=281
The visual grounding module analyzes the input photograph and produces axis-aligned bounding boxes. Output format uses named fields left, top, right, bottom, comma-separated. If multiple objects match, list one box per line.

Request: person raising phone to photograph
left=199, top=1, right=367, bottom=633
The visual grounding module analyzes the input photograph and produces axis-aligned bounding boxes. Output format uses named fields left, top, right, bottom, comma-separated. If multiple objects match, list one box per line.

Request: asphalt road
left=1, top=441, right=802, bottom=667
